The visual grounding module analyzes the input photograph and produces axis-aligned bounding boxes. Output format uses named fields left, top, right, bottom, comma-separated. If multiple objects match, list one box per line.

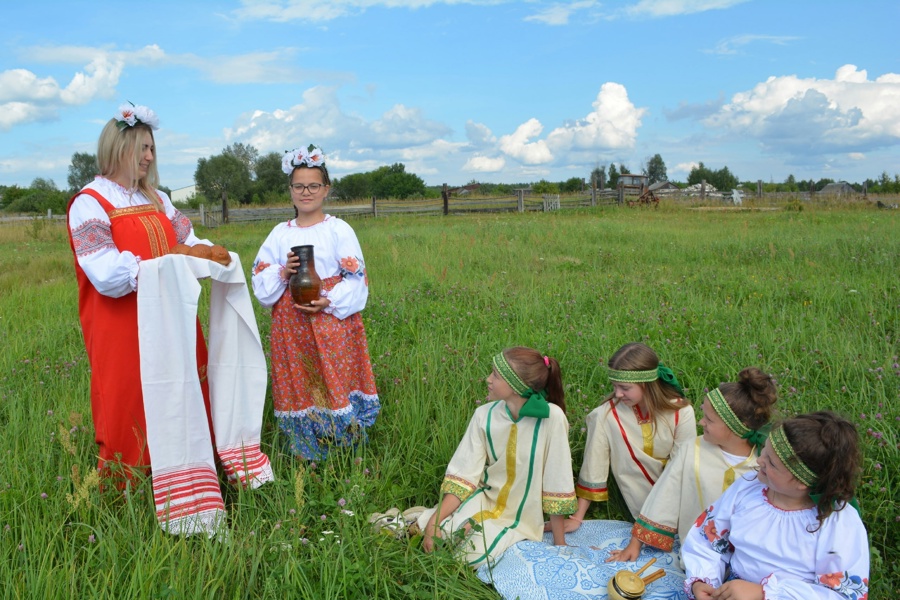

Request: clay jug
left=289, top=245, right=322, bottom=306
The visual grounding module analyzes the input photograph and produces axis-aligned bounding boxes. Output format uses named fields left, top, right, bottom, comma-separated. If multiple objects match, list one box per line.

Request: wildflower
left=860, top=413, right=867, bottom=420
left=17, top=544, right=23, bottom=551
left=88, top=534, right=96, bottom=543
left=874, top=463, right=882, bottom=471
left=289, top=509, right=296, bottom=516
left=364, top=468, right=370, bottom=476
left=354, top=457, right=362, bottom=466
left=875, top=413, right=883, bottom=420
left=274, top=523, right=281, bottom=530
left=4, top=524, right=9, bottom=531
left=301, top=538, right=309, bottom=545
left=250, top=531, right=255, bottom=536
left=338, top=498, right=346, bottom=507
left=41, top=493, right=48, bottom=499
left=47, top=410, right=54, bottom=416
left=320, top=514, right=327, bottom=521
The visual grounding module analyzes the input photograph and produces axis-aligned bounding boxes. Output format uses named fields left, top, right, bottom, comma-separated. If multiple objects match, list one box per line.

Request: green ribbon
left=741, top=424, right=770, bottom=455
left=657, top=363, right=684, bottom=396
left=518, top=389, right=550, bottom=419
left=810, top=493, right=862, bottom=517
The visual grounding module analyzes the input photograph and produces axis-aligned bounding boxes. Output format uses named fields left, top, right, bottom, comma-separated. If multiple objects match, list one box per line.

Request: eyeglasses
left=289, top=183, right=325, bottom=194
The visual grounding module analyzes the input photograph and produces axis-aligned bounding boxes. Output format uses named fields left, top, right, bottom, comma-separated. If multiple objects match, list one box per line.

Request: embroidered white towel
left=137, top=252, right=274, bottom=536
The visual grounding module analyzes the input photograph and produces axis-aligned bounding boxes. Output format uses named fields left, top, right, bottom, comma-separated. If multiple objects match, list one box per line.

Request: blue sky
left=1, top=0, right=898, bottom=190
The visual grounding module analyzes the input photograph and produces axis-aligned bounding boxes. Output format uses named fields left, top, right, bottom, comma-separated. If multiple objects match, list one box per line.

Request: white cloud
left=848, top=152, right=865, bottom=160
left=463, top=155, right=506, bottom=172
left=625, top=0, right=748, bottom=18
left=672, top=161, right=699, bottom=175
left=0, top=70, right=60, bottom=102
left=25, top=43, right=343, bottom=86
left=465, top=120, right=496, bottom=147
left=706, top=34, right=801, bottom=56
left=705, top=64, right=900, bottom=156
left=232, top=0, right=506, bottom=23
left=499, top=119, right=553, bottom=165
left=523, top=1, right=597, bottom=26
left=370, top=104, right=451, bottom=147
left=224, top=86, right=453, bottom=176
left=0, top=56, right=123, bottom=130
left=546, top=82, right=646, bottom=152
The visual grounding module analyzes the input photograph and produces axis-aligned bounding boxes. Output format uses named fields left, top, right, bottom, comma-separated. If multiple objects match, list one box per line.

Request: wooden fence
left=183, top=190, right=619, bottom=227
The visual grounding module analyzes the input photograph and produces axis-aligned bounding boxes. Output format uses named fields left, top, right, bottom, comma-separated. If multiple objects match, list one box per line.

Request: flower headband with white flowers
left=282, top=145, right=326, bottom=175
left=115, top=102, right=160, bottom=131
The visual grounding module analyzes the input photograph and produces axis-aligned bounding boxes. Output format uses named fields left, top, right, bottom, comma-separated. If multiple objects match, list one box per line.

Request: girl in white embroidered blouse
left=683, top=411, right=868, bottom=600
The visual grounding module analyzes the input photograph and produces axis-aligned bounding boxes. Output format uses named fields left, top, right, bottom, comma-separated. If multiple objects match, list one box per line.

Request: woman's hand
left=711, top=580, right=763, bottom=600
left=280, top=251, right=300, bottom=282
left=422, top=519, right=441, bottom=553
left=605, top=536, right=642, bottom=562
left=692, top=581, right=716, bottom=600
left=295, top=297, right=331, bottom=313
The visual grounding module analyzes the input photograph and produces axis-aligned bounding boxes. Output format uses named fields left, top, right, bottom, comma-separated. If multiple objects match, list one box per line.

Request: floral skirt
left=269, top=282, right=379, bottom=459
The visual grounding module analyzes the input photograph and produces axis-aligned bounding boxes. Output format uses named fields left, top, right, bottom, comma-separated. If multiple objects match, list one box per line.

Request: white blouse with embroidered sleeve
left=251, top=216, right=368, bottom=319
left=68, top=177, right=209, bottom=298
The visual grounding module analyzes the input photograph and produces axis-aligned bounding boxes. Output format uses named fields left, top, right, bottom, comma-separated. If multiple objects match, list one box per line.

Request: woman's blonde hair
left=605, top=342, right=687, bottom=432
left=97, top=119, right=162, bottom=211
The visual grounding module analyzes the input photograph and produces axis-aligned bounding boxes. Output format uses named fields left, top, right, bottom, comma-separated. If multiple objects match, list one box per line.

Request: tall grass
left=1, top=203, right=897, bottom=598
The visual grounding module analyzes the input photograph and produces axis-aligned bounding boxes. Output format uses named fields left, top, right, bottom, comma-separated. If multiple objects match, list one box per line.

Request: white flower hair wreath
left=282, top=145, right=326, bottom=175
left=114, top=102, right=160, bottom=131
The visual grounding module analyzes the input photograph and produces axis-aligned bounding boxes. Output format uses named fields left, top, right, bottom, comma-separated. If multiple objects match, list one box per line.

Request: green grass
left=1, top=202, right=897, bottom=598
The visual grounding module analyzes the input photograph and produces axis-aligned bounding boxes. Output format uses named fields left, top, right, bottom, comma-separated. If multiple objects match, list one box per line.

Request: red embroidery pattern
left=171, top=209, right=192, bottom=243
left=253, top=260, right=271, bottom=275
left=71, top=218, right=115, bottom=256
left=339, top=256, right=360, bottom=273
left=818, top=571, right=869, bottom=599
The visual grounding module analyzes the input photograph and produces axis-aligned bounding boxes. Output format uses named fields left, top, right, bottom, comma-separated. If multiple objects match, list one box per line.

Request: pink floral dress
left=252, top=215, right=379, bottom=459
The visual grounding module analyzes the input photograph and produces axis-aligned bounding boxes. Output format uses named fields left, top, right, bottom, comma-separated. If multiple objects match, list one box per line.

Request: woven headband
left=608, top=363, right=684, bottom=396
left=707, top=388, right=750, bottom=436
left=768, top=425, right=818, bottom=487
left=493, top=353, right=530, bottom=396
left=707, top=387, right=768, bottom=452
left=492, top=352, right=550, bottom=419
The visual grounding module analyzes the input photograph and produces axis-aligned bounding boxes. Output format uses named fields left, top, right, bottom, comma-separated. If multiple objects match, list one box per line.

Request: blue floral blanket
left=476, top=520, right=687, bottom=600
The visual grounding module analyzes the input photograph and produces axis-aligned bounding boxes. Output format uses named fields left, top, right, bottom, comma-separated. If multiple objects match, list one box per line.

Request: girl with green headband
left=684, top=411, right=868, bottom=600
left=416, top=347, right=576, bottom=567
left=566, top=343, right=696, bottom=529
left=609, top=367, right=777, bottom=563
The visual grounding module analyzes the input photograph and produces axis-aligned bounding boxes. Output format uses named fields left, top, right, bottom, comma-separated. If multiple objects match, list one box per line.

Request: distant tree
left=590, top=165, right=606, bottom=189
left=645, top=154, right=667, bottom=184
left=254, top=152, right=287, bottom=202
left=561, top=177, right=583, bottom=193
left=619, top=163, right=631, bottom=176
left=712, top=165, right=739, bottom=191
left=608, top=164, right=620, bottom=187
left=195, top=154, right=252, bottom=205
left=67, top=152, right=98, bottom=192
left=688, top=162, right=738, bottom=191
left=223, top=143, right=260, bottom=179
left=332, top=172, right=372, bottom=200
left=3, top=178, right=66, bottom=214
left=815, top=178, right=835, bottom=191
left=532, top=180, right=559, bottom=194
left=369, top=163, right=426, bottom=199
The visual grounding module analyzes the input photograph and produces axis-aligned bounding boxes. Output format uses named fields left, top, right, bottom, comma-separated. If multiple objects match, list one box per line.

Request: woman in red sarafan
left=67, top=103, right=214, bottom=479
